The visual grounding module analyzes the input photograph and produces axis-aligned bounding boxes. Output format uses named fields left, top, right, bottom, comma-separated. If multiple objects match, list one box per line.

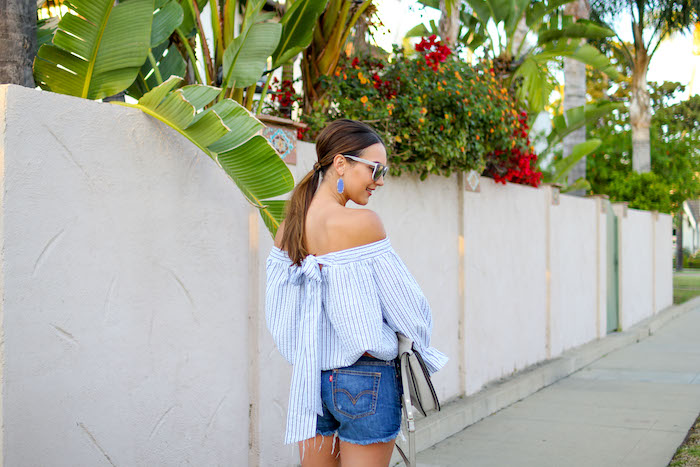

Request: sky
left=372, top=0, right=700, bottom=99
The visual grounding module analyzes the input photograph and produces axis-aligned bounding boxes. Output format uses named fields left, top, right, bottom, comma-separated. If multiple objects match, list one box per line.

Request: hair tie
left=313, top=162, right=322, bottom=172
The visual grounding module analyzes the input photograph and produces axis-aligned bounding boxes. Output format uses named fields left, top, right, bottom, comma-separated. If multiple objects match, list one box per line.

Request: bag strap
left=396, top=352, right=416, bottom=467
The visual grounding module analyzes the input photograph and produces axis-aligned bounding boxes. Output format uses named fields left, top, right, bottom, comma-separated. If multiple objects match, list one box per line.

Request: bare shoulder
left=274, top=219, right=286, bottom=248
left=341, top=209, right=387, bottom=246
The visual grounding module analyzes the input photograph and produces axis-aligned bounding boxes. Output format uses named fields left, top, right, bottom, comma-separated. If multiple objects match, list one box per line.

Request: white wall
left=1, top=85, right=251, bottom=466
left=0, top=85, right=675, bottom=466
left=463, top=177, right=547, bottom=395
left=655, top=213, right=673, bottom=312
left=549, top=194, right=598, bottom=357
left=615, top=205, right=655, bottom=329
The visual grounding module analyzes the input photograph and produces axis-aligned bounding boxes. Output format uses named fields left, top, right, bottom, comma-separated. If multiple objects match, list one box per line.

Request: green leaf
left=417, top=0, right=440, bottom=9
left=151, top=0, right=184, bottom=47
left=405, top=23, right=431, bottom=38
left=206, top=100, right=264, bottom=152
left=547, top=101, right=623, bottom=149
left=271, top=0, right=329, bottom=68
left=538, top=20, right=615, bottom=45
left=465, top=0, right=493, bottom=24
left=538, top=40, right=619, bottom=79
left=513, top=55, right=556, bottom=114
left=33, top=0, right=154, bottom=100
left=128, top=42, right=187, bottom=99
left=36, top=16, right=59, bottom=48
left=223, top=21, right=282, bottom=89
left=561, top=177, right=591, bottom=193
left=217, top=135, right=295, bottom=200
left=115, top=77, right=293, bottom=235
left=552, top=139, right=601, bottom=183
left=526, top=0, right=573, bottom=29
left=178, top=0, right=209, bottom=37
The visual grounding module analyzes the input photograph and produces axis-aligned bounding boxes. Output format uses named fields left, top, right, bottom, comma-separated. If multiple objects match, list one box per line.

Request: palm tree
left=590, top=0, right=700, bottom=174
left=439, top=0, right=460, bottom=48
left=563, top=0, right=590, bottom=195
left=0, top=0, right=37, bottom=86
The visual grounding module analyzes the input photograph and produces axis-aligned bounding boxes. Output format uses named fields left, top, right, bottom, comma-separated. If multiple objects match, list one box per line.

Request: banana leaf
left=36, top=16, right=59, bottom=48
left=271, top=0, right=330, bottom=69
left=561, top=177, right=591, bottom=193
left=546, top=101, right=623, bottom=149
left=525, top=0, right=575, bottom=30
left=178, top=0, right=209, bottom=37
left=33, top=0, right=154, bottom=100
left=128, top=42, right=187, bottom=99
left=127, top=0, right=185, bottom=99
left=152, top=0, right=184, bottom=47
left=550, top=139, right=601, bottom=183
left=538, top=19, right=615, bottom=45
left=222, top=20, right=282, bottom=89
left=114, top=76, right=294, bottom=233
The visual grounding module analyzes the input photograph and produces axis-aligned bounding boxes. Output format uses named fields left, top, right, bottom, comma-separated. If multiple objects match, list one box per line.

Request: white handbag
left=395, top=333, right=441, bottom=467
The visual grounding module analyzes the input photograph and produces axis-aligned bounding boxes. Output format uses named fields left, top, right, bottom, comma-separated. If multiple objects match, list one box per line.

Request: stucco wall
left=549, top=193, right=598, bottom=357
left=616, top=206, right=655, bottom=329
left=463, top=177, right=547, bottom=395
left=0, top=85, right=252, bottom=466
left=655, top=213, right=674, bottom=312
left=0, top=84, right=675, bottom=466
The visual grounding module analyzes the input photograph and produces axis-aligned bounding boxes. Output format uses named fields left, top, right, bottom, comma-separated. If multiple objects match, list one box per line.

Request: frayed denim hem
left=316, top=429, right=337, bottom=437
left=336, top=424, right=402, bottom=446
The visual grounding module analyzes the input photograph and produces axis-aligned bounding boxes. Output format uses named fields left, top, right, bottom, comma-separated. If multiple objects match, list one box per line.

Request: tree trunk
left=563, top=0, right=590, bottom=196
left=511, top=16, right=528, bottom=60
left=0, top=0, right=37, bottom=87
left=280, top=61, right=294, bottom=118
left=630, top=23, right=651, bottom=173
left=352, top=15, right=370, bottom=56
left=439, top=0, right=460, bottom=48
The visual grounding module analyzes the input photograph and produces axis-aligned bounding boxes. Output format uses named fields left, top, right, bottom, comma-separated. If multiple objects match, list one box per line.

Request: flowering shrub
left=302, top=36, right=542, bottom=186
left=259, top=77, right=303, bottom=119
left=484, top=110, right=543, bottom=186
left=414, top=35, right=452, bottom=71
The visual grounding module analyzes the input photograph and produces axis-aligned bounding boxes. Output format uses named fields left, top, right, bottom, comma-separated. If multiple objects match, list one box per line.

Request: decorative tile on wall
left=262, top=126, right=296, bottom=164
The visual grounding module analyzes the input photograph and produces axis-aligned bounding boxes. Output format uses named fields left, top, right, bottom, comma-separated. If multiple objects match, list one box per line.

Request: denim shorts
left=316, top=355, right=403, bottom=445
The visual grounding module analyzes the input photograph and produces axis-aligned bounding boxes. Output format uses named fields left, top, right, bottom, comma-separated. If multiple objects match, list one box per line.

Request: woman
left=265, top=119, right=447, bottom=466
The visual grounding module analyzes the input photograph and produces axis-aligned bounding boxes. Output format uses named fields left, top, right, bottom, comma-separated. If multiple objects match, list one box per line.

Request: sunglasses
left=342, top=154, right=389, bottom=182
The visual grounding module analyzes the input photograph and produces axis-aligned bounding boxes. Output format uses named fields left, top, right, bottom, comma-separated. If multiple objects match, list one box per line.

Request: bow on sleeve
left=284, top=254, right=331, bottom=443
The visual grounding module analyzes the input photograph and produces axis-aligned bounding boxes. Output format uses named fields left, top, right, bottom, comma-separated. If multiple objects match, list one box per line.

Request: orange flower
left=343, top=73, right=347, bottom=80
left=476, top=135, right=480, bottom=140
left=468, top=111, right=472, bottom=117
left=419, top=117, right=425, bottom=124
left=420, top=107, right=428, bottom=115
left=360, top=95, right=368, bottom=104
left=455, top=71, right=463, bottom=82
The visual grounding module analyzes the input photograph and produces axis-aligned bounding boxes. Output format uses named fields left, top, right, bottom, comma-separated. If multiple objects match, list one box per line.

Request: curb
left=390, top=297, right=700, bottom=466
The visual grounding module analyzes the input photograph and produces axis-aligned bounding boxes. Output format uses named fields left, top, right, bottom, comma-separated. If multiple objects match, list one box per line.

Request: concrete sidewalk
left=413, top=305, right=700, bottom=466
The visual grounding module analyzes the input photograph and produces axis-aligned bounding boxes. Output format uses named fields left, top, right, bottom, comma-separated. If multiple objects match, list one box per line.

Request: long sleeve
left=265, top=256, right=300, bottom=364
left=372, top=249, right=449, bottom=375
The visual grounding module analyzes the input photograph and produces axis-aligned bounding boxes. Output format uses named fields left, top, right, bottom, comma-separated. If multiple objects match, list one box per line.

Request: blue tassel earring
left=337, top=177, right=344, bottom=194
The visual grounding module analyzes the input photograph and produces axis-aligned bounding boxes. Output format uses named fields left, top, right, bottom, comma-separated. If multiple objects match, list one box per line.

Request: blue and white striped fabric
left=265, top=236, right=448, bottom=445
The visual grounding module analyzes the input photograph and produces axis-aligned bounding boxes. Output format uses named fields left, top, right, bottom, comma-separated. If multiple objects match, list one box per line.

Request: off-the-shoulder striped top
left=265, top=236, right=448, bottom=445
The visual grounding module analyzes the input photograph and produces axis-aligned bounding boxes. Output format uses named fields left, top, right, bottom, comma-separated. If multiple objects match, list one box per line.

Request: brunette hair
left=279, top=119, right=384, bottom=266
